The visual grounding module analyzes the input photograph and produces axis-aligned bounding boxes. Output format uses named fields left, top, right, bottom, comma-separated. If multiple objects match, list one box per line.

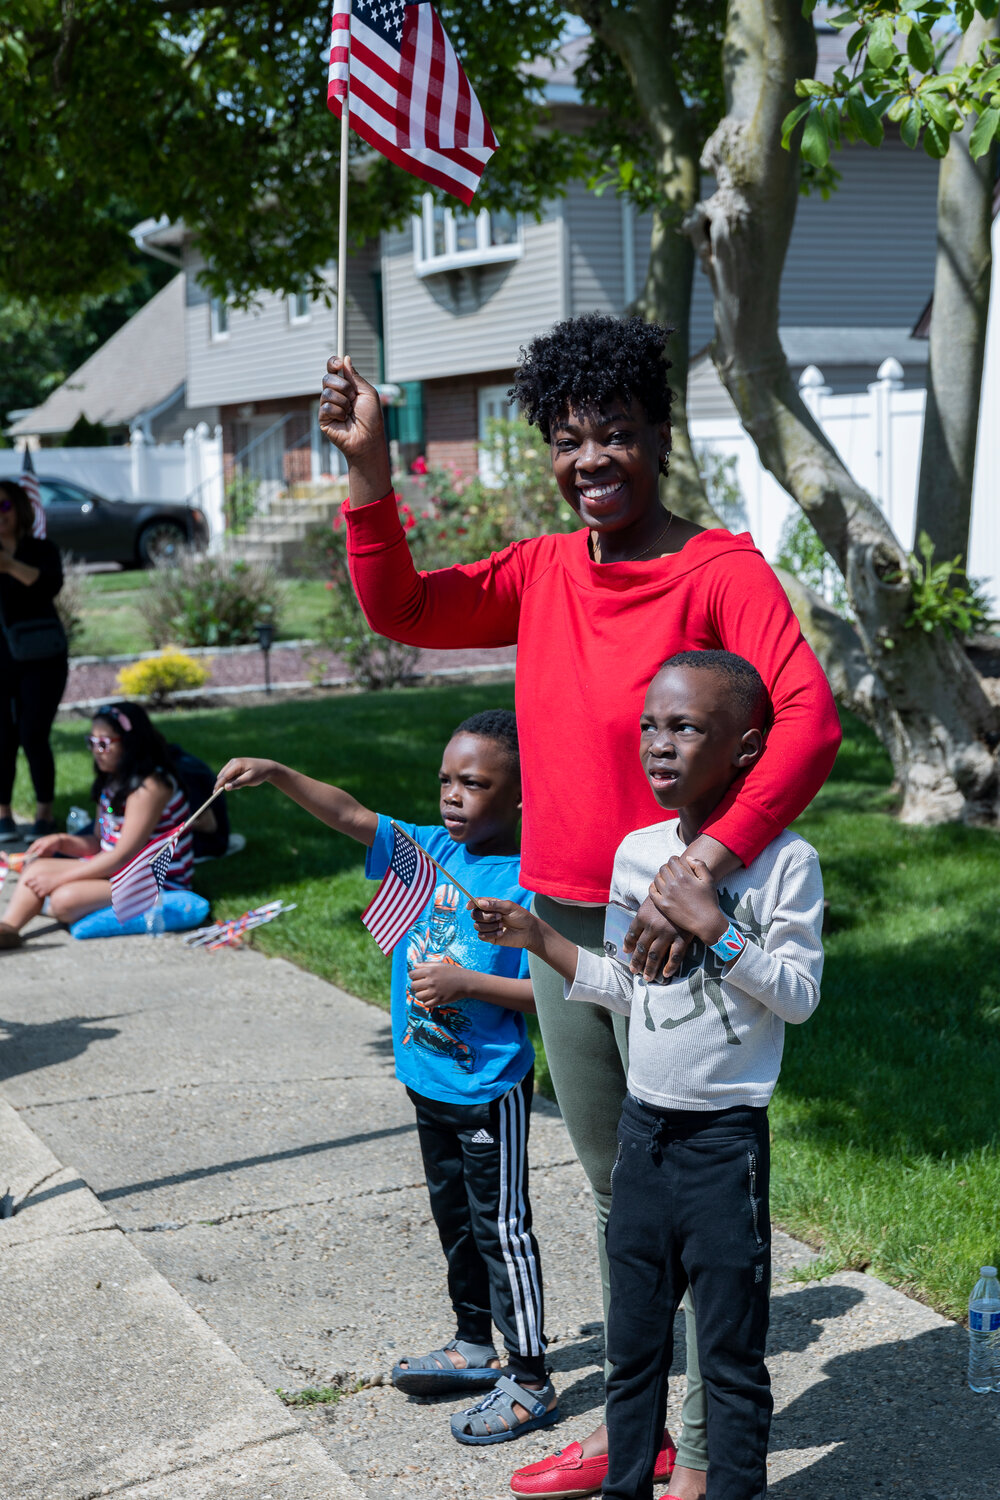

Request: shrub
left=224, top=473, right=259, bottom=534
left=116, top=649, right=210, bottom=707
left=776, top=510, right=851, bottom=617
left=55, top=553, right=87, bottom=655
left=142, top=552, right=282, bottom=648
left=315, top=530, right=420, bottom=690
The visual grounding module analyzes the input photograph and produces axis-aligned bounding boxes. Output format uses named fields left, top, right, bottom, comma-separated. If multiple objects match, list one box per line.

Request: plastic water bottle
left=968, top=1266, right=1000, bottom=1392
left=144, top=895, right=166, bottom=939
left=66, top=807, right=91, bottom=835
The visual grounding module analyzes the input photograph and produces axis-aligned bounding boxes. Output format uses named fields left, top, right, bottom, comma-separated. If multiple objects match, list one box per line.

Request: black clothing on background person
left=0, top=537, right=63, bottom=636
left=0, top=537, right=68, bottom=806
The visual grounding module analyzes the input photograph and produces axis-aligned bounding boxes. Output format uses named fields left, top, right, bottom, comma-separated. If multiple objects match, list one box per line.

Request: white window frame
left=288, top=290, right=311, bottom=325
left=477, top=383, right=517, bottom=486
left=209, top=297, right=230, bottom=341
left=412, top=194, right=523, bottom=277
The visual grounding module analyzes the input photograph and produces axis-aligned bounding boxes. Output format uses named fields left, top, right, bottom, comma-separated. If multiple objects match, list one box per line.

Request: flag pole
left=336, top=2, right=352, bottom=359
left=390, top=821, right=484, bottom=910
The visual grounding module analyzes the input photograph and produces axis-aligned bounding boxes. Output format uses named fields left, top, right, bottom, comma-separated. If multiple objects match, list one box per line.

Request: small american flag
left=20, top=449, right=46, bottom=539
left=110, top=828, right=181, bottom=924
left=362, top=825, right=436, bottom=952
left=327, top=0, right=498, bottom=205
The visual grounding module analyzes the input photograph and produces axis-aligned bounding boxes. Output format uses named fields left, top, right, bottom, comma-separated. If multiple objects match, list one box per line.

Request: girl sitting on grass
left=0, top=702, right=192, bottom=950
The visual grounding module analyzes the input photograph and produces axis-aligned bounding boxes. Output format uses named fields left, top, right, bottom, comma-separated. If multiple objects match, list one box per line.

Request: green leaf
left=907, top=26, right=935, bottom=73
left=868, top=16, right=897, bottom=71
left=801, top=110, right=831, bottom=167
left=781, top=100, right=812, bottom=148
left=847, top=94, right=884, bottom=147
left=901, top=101, right=923, bottom=148
left=923, top=119, right=950, bottom=158
left=921, top=91, right=952, bottom=129
left=969, top=107, right=1000, bottom=159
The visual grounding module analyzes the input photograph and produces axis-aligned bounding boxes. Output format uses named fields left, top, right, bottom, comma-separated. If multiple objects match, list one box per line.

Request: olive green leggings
left=528, top=894, right=708, bottom=1473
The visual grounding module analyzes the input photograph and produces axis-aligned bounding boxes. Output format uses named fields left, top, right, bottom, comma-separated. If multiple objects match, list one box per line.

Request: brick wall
left=423, top=370, right=513, bottom=477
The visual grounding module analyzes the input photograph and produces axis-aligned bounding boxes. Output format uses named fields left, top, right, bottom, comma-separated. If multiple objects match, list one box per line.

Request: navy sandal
left=391, top=1337, right=500, bottom=1395
left=450, top=1374, right=560, bottom=1445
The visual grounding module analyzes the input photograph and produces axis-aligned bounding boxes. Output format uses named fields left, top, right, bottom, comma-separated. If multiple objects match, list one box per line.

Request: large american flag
left=361, top=825, right=437, bottom=952
left=327, top=0, right=498, bottom=205
left=20, top=449, right=46, bottom=539
left=110, top=828, right=182, bottom=924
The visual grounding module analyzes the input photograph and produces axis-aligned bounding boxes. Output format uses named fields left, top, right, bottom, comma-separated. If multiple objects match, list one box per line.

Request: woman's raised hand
left=214, top=757, right=276, bottom=793
left=319, top=355, right=385, bottom=463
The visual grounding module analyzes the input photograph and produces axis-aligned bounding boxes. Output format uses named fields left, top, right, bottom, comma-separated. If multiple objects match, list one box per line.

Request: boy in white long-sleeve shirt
left=472, top=650, right=825, bottom=1500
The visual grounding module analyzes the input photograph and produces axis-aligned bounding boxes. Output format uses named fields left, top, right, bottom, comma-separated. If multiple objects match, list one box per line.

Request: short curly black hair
left=453, top=709, right=520, bottom=772
left=510, top=313, right=674, bottom=443
left=659, top=650, right=772, bottom=732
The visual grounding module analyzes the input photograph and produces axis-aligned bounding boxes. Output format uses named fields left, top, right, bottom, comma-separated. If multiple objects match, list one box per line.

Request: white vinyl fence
left=692, top=353, right=1000, bottom=609
left=0, top=425, right=226, bottom=538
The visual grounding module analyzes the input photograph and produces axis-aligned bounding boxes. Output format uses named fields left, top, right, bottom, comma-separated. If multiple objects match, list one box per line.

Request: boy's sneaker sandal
left=391, top=1338, right=500, bottom=1394
left=510, top=1435, right=677, bottom=1496
left=451, top=1375, right=560, bottom=1446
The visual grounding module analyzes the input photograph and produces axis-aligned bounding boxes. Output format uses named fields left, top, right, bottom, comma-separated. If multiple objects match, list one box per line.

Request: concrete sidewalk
left=1, top=918, right=996, bottom=1499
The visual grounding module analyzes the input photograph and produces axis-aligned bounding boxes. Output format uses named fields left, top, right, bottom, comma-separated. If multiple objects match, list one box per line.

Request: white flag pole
left=336, top=3, right=352, bottom=359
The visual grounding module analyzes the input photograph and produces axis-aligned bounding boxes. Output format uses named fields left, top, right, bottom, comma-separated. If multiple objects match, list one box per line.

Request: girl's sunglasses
left=0, top=497, right=14, bottom=514
left=86, top=734, right=121, bottom=752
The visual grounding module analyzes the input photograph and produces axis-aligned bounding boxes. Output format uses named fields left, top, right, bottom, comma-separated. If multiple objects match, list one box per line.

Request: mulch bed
left=62, top=642, right=518, bottom=708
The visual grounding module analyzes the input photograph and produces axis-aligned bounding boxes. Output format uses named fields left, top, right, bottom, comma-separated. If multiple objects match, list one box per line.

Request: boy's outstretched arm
left=214, top=758, right=378, bottom=847
left=470, top=899, right=580, bottom=985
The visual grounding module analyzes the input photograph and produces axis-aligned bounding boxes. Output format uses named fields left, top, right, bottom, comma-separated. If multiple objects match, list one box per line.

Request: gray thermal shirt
left=567, top=821, right=825, bottom=1111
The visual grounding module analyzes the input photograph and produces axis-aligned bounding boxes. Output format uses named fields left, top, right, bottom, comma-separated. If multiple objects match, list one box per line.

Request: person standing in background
left=0, top=479, right=68, bottom=842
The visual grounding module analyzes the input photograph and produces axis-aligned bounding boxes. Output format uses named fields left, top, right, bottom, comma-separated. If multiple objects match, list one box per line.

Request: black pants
left=407, top=1069, right=547, bottom=1384
left=0, top=653, right=68, bottom=805
left=604, top=1095, right=772, bottom=1500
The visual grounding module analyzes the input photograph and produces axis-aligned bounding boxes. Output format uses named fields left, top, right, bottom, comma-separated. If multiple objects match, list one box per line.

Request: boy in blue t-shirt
left=215, top=710, right=557, bottom=1447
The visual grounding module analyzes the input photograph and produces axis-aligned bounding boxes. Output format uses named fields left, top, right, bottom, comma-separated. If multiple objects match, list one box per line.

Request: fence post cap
left=876, top=357, right=904, bottom=386
left=798, top=364, right=828, bottom=391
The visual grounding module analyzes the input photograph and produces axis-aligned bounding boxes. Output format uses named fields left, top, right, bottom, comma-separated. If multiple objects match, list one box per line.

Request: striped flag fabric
left=361, top=825, right=436, bottom=952
left=20, top=449, right=46, bottom=539
left=110, top=828, right=182, bottom=924
left=327, top=0, right=498, bottom=205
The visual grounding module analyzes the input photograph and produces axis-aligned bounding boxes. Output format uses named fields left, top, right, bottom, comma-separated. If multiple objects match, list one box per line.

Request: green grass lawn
left=16, top=687, right=1000, bottom=1319
left=74, top=571, right=331, bottom=656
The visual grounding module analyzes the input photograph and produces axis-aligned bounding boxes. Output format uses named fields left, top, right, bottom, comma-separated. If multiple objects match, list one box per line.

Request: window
left=413, top=195, right=522, bottom=276
left=477, top=384, right=517, bottom=486
left=210, top=297, right=229, bottom=340
left=288, top=291, right=311, bottom=325
left=39, top=480, right=90, bottom=508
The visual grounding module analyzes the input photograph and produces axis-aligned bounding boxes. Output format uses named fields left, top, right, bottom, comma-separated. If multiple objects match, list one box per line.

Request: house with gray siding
left=134, top=19, right=941, bottom=484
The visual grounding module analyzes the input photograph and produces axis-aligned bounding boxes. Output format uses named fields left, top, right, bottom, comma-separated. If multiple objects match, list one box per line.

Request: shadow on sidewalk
left=768, top=1317, right=994, bottom=1498
left=0, top=1012, right=123, bottom=1083
left=95, top=1120, right=418, bottom=1203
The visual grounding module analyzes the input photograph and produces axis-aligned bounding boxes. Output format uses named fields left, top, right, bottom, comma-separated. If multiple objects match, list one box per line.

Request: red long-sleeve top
left=347, top=493, right=842, bottom=902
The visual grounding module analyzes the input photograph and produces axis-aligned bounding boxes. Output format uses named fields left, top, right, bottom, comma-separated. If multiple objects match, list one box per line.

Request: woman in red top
left=320, top=315, right=840, bottom=1497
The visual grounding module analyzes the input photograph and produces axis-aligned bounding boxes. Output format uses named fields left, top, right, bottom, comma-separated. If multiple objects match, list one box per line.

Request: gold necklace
left=592, top=511, right=674, bottom=565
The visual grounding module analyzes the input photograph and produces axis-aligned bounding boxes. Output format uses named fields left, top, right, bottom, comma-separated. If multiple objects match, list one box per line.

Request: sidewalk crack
left=124, top=1157, right=580, bottom=1234
left=73, top=1425, right=328, bottom=1500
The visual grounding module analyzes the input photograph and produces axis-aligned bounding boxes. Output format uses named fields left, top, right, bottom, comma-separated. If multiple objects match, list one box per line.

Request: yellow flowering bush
left=116, top=649, right=210, bottom=707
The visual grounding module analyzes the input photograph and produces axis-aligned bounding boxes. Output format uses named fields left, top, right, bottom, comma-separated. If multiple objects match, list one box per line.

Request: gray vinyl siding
left=381, top=215, right=564, bottom=384
left=565, top=180, right=627, bottom=315
left=185, top=244, right=379, bottom=407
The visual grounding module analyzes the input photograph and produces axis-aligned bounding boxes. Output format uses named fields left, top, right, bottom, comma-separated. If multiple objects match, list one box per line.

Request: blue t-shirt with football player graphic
left=366, top=815, right=534, bottom=1105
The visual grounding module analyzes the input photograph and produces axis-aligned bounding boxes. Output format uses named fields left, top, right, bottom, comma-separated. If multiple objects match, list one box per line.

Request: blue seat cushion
left=70, top=889, right=210, bottom=940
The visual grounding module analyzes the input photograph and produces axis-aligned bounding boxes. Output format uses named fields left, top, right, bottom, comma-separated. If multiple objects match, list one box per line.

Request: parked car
left=36, top=477, right=210, bottom=567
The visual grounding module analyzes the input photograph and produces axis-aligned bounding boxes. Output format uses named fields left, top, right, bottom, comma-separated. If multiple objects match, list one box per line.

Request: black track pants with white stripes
left=406, top=1070, right=547, bottom=1383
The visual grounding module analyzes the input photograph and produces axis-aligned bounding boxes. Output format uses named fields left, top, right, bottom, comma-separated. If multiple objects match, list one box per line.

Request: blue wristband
left=709, top=920, right=747, bottom=963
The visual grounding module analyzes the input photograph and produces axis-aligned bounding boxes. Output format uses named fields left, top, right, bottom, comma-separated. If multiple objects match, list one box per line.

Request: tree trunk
left=914, top=16, right=999, bottom=571
left=582, top=0, right=724, bottom=528
left=685, top=0, right=1000, bottom=825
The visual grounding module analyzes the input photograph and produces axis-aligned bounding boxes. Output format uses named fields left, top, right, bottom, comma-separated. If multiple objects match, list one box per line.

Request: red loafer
left=510, top=1437, right=677, bottom=1498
